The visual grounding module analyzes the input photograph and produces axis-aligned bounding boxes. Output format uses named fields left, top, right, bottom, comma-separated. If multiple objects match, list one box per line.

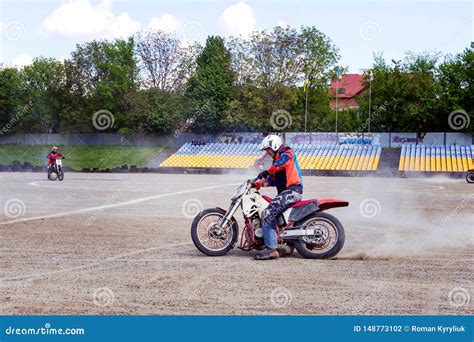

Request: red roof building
left=329, top=74, right=366, bottom=110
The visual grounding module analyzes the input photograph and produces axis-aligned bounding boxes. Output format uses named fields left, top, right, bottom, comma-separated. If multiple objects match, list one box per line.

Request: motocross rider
left=252, top=135, right=303, bottom=260
left=47, top=146, right=65, bottom=173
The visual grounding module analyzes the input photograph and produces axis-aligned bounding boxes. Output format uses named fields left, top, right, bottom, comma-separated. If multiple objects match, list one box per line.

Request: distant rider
left=252, top=135, right=304, bottom=260
left=47, top=146, right=65, bottom=172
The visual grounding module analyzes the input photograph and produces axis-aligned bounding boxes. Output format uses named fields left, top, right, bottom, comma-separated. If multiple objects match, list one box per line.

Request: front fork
left=218, top=199, right=241, bottom=228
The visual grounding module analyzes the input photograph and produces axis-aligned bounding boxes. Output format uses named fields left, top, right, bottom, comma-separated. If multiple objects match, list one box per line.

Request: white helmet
left=259, top=135, right=282, bottom=152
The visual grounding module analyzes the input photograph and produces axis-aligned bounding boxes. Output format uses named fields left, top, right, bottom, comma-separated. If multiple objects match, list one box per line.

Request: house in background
left=329, top=74, right=366, bottom=110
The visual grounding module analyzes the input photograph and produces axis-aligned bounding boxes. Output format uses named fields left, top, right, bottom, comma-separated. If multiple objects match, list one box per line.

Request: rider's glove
left=257, top=170, right=269, bottom=179
left=268, top=165, right=277, bottom=175
left=252, top=181, right=262, bottom=190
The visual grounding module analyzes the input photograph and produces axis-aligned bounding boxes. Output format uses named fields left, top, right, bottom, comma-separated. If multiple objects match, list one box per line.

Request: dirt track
left=0, top=172, right=472, bottom=315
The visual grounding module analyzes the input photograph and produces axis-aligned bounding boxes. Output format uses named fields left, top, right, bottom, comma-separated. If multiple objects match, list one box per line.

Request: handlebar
left=249, top=177, right=259, bottom=185
left=249, top=169, right=270, bottom=185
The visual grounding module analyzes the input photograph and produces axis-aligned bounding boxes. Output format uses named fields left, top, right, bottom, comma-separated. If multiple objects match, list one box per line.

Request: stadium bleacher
left=295, top=144, right=381, bottom=171
left=160, top=142, right=260, bottom=168
left=398, top=144, right=473, bottom=172
left=161, top=141, right=474, bottom=172
left=160, top=142, right=382, bottom=171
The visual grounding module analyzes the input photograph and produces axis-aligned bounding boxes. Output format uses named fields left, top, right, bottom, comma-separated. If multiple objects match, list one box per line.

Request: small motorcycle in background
left=466, top=169, right=474, bottom=183
left=47, top=156, right=65, bottom=181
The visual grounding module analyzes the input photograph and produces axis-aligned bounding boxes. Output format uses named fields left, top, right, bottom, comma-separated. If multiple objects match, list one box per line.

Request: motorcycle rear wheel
left=191, top=208, right=238, bottom=256
left=293, top=212, right=345, bottom=259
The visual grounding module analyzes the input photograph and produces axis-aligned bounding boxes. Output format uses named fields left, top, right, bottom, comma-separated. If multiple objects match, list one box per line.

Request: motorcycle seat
left=262, top=195, right=348, bottom=211
left=291, top=199, right=317, bottom=207
left=262, top=195, right=317, bottom=208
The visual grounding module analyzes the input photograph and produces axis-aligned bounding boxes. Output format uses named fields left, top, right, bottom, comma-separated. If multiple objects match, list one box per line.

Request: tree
left=290, top=86, right=335, bottom=131
left=185, top=36, right=235, bottom=133
left=224, top=84, right=299, bottom=132
left=437, top=47, right=473, bottom=132
left=18, top=58, right=67, bottom=133
left=301, top=26, right=341, bottom=85
left=227, top=26, right=339, bottom=131
left=357, top=52, right=441, bottom=133
left=230, top=26, right=338, bottom=87
left=0, top=28, right=471, bottom=136
left=135, top=29, right=199, bottom=92
left=125, top=88, right=184, bottom=133
left=0, top=66, right=22, bottom=133
left=133, top=30, right=199, bottom=134
left=66, top=38, right=138, bottom=132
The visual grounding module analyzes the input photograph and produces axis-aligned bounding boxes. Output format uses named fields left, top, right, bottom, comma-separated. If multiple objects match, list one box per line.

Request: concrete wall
left=445, top=133, right=472, bottom=146
left=0, top=132, right=471, bottom=148
left=0, top=133, right=213, bottom=148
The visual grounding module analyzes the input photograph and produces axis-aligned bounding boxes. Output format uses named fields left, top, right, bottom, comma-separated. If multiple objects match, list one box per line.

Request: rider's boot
left=254, top=248, right=279, bottom=260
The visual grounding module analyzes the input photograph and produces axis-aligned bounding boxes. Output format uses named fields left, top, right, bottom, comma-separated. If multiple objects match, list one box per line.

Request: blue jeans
left=262, top=187, right=303, bottom=249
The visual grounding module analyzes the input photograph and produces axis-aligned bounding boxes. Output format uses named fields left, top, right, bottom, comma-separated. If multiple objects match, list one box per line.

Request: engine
left=252, top=217, right=263, bottom=239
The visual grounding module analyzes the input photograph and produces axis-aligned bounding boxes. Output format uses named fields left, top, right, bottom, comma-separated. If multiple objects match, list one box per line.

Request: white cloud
left=277, top=20, right=289, bottom=29
left=219, top=2, right=256, bottom=37
left=11, top=53, right=33, bottom=68
left=147, top=13, right=181, bottom=33
left=145, top=14, right=204, bottom=46
left=41, top=0, right=141, bottom=39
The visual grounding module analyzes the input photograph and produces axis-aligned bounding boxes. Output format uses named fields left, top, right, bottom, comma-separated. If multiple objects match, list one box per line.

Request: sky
left=0, top=0, right=472, bottom=72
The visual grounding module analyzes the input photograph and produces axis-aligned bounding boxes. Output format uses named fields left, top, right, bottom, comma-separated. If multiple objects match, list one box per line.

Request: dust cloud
left=333, top=175, right=473, bottom=259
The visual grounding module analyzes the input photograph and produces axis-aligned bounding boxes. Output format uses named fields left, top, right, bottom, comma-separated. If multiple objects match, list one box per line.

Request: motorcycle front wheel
left=58, top=168, right=64, bottom=181
left=293, top=212, right=345, bottom=259
left=191, top=208, right=238, bottom=256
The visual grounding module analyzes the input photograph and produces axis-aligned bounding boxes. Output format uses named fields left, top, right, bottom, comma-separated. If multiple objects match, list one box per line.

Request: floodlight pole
left=304, top=87, right=308, bottom=133
left=335, top=77, right=338, bottom=136
left=368, top=72, right=372, bottom=133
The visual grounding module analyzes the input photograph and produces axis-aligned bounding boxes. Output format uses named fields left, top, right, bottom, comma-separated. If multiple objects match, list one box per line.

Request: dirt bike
left=47, top=157, right=65, bottom=181
left=191, top=176, right=349, bottom=259
left=467, top=169, right=474, bottom=183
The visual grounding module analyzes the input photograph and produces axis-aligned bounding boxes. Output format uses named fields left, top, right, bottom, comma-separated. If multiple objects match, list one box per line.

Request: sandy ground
left=0, top=172, right=472, bottom=315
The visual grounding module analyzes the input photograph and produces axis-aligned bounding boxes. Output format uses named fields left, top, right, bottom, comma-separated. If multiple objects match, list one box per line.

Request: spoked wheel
left=466, top=172, right=474, bottom=183
left=191, top=208, right=238, bottom=256
left=293, top=212, right=345, bottom=259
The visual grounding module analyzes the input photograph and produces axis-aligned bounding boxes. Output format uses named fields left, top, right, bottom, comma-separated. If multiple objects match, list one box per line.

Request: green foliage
left=437, top=47, right=473, bottom=132
left=65, top=38, right=138, bottom=133
left=291, top=87, right=336, bottom=132
left=227, top=26, right=339, bottom=130
left=20, top=58, right=67, bottom=133
left=356, top=50, right=471, bottom=133
left=126, top=88, right=184, bottom=133
left=0, top=26, right=471, bottom=135
left=0, top=67, right=22, bottom=132
left=185, top=36, right=236, bottom=133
